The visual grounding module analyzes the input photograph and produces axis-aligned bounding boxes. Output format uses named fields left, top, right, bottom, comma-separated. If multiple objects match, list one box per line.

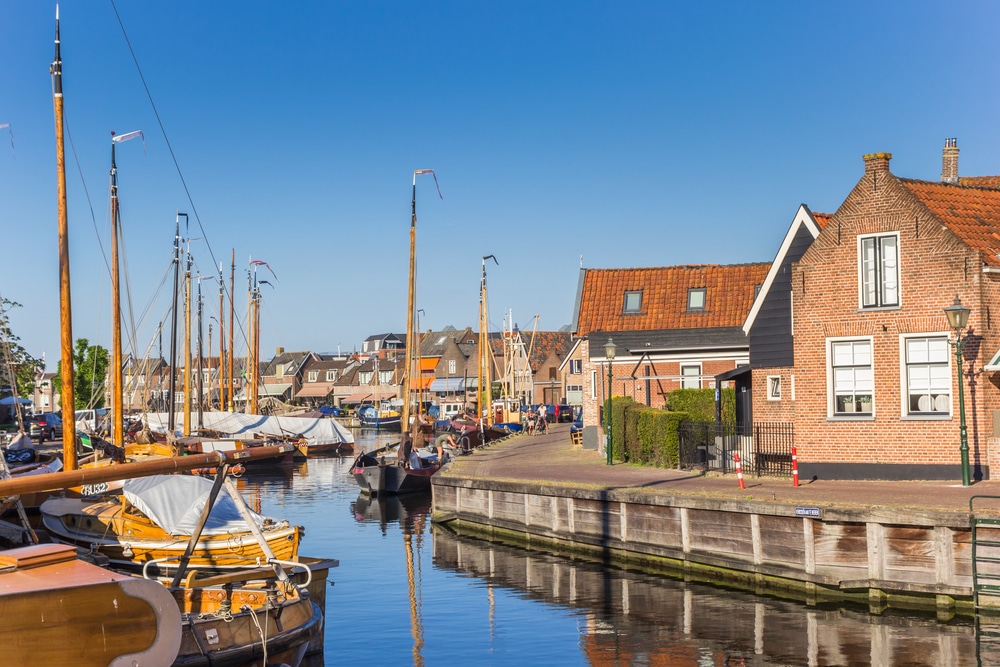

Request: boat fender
left=459, top=435, right=472, bottom=453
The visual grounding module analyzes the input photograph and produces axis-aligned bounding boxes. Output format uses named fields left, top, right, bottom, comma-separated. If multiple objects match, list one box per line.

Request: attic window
left=623, top=290, right=642, bottom=313
left=687, top=288, right=706, bottom=312
left=754, top=284, right=763, bottom=299
left=437, top=336, right=447, bottom=345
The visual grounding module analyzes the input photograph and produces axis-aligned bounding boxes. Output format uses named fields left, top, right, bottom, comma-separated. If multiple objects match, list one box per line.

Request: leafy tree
left=54, top=338, right=109, bottom=410
left=0, top=298, right=44, bottom=400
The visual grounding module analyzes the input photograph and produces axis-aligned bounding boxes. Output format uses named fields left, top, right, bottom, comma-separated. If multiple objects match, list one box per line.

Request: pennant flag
left=0, top=123, right=13, bottom=157
left=414, top=168, right=443, bottom=199
left=112, top=129, right=146, bottom=153
left=249, top=259, right=277, bottom=281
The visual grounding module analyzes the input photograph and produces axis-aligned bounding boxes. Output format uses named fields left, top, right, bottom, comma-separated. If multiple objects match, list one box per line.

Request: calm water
left=240, top=431, right=997, bottom=667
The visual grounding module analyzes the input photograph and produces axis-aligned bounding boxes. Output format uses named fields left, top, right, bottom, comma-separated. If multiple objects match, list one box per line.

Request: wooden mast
left=478, top=255, right=497, bottom=426
left=218, top=262, right=225, bottom=410
left=167, top=214, right=183, bottom=434
left=182, top=243, right=192, bottom=436
left=52, top=6, right=77, bottom=470
left=109, top=136, right=123, bottom=447
left=227, top=250, right=235, bottom=411
left=245, top=261, right=253, bottom=414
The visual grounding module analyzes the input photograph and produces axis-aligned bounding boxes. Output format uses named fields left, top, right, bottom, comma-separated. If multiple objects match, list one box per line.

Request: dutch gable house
left=781, top=143, right=1000, bottom=481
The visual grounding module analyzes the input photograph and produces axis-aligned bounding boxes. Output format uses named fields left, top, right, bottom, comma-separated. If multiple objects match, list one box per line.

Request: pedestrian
left=536, top=404, right=547, bottom=434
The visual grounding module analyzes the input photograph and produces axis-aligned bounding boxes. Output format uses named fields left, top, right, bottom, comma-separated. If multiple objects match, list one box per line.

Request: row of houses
left=570, top=140, right=1000, bottom=481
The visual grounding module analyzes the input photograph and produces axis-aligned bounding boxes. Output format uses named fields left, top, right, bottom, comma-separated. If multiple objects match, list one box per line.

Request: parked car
left=554, top=404, right=574, bottom=423
left=29, top=412, right=63, bottom=443
left=75, top=408, right=108, bottom=434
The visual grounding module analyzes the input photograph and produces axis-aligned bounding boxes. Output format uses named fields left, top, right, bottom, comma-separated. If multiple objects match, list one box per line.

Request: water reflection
left=243, top=432, right=1000, bottom=667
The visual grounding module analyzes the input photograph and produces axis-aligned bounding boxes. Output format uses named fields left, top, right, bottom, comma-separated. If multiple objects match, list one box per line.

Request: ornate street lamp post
left=604, top=337, right=616, bottom=465
left=944, top=296, right=972, bottom=486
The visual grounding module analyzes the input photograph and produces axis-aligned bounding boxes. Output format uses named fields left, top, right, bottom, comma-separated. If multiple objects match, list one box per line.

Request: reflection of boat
left=40, top=473, right=301, bottom=571
left=351, top=443, right=441, bottom=496
left=353, top=490, right=431, bottom=530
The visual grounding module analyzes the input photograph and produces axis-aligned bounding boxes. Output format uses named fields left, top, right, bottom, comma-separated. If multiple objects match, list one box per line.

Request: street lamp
left=604, top=337, right=616, bottom=465
left=944, top=296, right=972, bottom=486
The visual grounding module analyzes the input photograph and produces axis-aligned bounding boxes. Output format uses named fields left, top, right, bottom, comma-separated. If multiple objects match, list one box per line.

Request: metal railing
left=677, top=421, right=794, bottom=477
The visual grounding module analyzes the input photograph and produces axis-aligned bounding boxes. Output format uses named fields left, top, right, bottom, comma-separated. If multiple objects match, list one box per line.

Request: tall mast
left=52, top=6, right=76, bottom=470
left=479, top=254, right=497, bottom=426
left=245, top=260, right=253, bottom=414
left=402, top=169, right=441, bottom=430
left=196, top=276, right=204, bottom=428
left=182, top=242, right=192, bottom=436
left=108, top=130, right=141, bottom=447
left=228, top=250, right=235, bottom=411
left=217, top=262, right=225, bottom=411
left=109, top=136, right=123, bottom=447
left=167, top=214, right=185, bottom=433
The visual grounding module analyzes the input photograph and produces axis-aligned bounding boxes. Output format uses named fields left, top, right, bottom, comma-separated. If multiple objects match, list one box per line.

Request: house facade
left=573, top=264, right=769, bottom=438
left=767, top=146, right=1000, bottom=480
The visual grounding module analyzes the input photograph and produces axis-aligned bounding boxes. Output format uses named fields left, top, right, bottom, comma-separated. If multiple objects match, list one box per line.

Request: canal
left=241, top=431, right=998, bottom=666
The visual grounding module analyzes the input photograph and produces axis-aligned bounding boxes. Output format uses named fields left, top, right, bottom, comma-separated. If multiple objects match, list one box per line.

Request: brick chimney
left=863, top=152, right=892, bottom=174
left=941, top=138, right=959, bottom=183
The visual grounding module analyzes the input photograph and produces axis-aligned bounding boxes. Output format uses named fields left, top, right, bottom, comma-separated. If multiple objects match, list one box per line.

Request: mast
left=52, top=6, right=77, bottom=470
left=196, top=276, right=204, bottom=427
left=479, top=254, right=497, bottom=426
left=245, top=260, right=254, bottom=415
left=167, top=214, right=184, bottom=433
left=109, top=135, right=123, bottom=447
left=402, top=169, right=441, bottom=430
left=218, top=261, right=225, bottom=411
left=182, top=242, right=192, bottom=436
left=228, top=250, right=235, bottom=411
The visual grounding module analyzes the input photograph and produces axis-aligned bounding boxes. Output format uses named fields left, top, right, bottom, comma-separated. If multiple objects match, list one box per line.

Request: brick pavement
left=440, top=423, right=1000, bottom=514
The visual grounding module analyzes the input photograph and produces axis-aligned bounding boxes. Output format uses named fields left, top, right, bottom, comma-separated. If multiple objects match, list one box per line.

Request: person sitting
left=397, top=433, right=413, bottom=468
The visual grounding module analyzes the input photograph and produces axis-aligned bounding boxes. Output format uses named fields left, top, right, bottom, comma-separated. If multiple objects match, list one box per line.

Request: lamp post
left=604, top=337, right=616, bottom=465
left=944, top=296, right=972, bottom=486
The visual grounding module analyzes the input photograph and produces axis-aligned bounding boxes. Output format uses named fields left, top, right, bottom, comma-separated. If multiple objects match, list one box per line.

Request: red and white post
left=791, top=446, right=799, bottom=487
left=734, top=452, right=745, bottom=490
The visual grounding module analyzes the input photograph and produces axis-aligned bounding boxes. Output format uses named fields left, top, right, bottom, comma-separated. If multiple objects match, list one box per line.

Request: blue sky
left=3, top=2, right=1000, bottom=370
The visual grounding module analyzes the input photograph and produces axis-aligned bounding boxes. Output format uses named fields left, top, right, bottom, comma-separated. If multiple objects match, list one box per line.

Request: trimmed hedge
left=664, top=387, right=736, bottom=424
left=604, top=395, right=688, bottom=467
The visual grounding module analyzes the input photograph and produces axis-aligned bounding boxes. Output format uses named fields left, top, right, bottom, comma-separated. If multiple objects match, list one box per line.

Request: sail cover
left=144, top=410, right=354, bottom=444
left=122, top=475, right=271, bottom=536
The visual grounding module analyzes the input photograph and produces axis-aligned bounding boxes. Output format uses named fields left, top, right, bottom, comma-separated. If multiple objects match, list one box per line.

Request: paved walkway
left=440, top=423, right=1000, bottom=513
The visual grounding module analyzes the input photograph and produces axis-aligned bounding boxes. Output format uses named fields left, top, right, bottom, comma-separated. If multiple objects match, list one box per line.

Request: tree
left=54, top=338, right=110, bottom=410
left=0, top=298, right=44, bottom=400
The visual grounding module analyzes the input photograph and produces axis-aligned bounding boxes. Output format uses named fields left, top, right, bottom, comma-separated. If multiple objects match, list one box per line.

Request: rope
left=242, top=602, right=269, bottom=665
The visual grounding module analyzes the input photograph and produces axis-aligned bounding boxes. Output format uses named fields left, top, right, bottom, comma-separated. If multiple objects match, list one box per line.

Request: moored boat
left=351, top=442, right=441, bottom=496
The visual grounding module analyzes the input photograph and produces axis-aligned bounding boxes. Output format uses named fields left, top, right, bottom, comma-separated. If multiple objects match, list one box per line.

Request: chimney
left=276, top=346, right=284, bottom=355
left=941, top=138, right=959, bottom=183
left=863, top=152, right=893, bottom=175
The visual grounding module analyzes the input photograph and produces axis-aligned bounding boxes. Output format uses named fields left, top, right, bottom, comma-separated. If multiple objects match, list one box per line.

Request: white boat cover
left=143, top=411, right=354, bottom=444
left=122, top=474, right=272, bottom=536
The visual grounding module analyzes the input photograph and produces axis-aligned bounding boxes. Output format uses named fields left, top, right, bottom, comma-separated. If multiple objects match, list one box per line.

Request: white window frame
left=858, top=232, right=900, bottom=309
left=379, top=370, right=393, bottom=385
left=766, top=375, right=781, bottom=401
left=680, top=364, right=701, bottom=389
left=569, top=359, right=582, bottom=374
left=591, top=370, right=597, bottom=399
left=308, top=370, right=318, bottom=382
left=448, top=359, right=456, bottom=374
left=326, top=370, right=336, bottom=382
left=900, top=333, right=951, bottom=419
left=359, top=371, right=373, bottom=385
left=827, top=337, right=874, bottom=418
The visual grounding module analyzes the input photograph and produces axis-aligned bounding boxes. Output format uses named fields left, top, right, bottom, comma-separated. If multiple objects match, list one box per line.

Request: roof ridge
left=900, top=177, right=1000, bottom=191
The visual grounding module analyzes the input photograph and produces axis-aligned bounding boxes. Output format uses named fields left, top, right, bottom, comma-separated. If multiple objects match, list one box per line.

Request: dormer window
left=687, top=288, right=706, bottom=311
left=623, top=290, right=642, bottom=313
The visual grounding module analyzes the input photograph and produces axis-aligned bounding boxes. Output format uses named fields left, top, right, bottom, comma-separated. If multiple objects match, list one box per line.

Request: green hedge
left=663, top=387, right=735, bottom=423
left=604, top=395, right=688, bottom=467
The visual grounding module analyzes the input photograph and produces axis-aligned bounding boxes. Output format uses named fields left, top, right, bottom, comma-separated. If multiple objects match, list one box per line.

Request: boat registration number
left=81, top=482, right=109, bottom=496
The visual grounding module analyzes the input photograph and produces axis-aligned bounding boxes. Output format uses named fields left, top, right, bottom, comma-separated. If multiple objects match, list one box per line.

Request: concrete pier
left=431, top=424, right=1000, bottom=615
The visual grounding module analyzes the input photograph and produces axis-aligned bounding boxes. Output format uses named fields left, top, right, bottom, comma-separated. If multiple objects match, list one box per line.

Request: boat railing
left=142, top=556, right=313, bottom=590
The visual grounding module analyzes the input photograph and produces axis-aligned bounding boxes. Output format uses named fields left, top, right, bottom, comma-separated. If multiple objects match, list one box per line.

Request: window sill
left=857, top=305, right=901, bottom=313
left=900, top=414, right=952, bottom=421
left=827, top=415, right=874, bottom=421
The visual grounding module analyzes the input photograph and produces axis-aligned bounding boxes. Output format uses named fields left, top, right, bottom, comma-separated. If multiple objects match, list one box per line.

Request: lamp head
left=604, top=337, right=616, bottom=361
left=944, top=296, right=972, bottom=331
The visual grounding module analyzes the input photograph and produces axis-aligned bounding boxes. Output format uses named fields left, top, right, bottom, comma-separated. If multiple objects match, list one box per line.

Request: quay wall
left=431, top=475, right=991, bottom=615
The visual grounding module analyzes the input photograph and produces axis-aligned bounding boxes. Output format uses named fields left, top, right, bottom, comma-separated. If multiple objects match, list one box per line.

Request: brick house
left=760, top=142, right=1000, bottom=480
left=572, top=264, right=769, bottom=444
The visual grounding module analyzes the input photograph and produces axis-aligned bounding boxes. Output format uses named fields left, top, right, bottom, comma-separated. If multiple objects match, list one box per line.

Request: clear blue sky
left=3, top=1, right=1000, bottom=370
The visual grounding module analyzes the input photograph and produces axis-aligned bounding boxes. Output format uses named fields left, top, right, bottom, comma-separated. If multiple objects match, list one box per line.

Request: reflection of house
left=573, top=263, right=769, bottom=435
left=747, top=144, right=1000, bottom=480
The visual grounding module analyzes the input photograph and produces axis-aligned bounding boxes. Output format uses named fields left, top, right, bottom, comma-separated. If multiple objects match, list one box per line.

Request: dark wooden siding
left=748, top=226, right=816, bottom=367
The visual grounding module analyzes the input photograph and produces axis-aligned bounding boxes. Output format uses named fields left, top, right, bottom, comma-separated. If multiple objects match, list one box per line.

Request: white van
left=75, top=408, right=108, bottom=433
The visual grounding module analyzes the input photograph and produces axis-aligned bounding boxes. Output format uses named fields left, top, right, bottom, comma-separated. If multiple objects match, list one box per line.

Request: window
left=830, top=339, right=873, bottom=415
left=767, top=375, right=781, bottom=401
left=623, top=290, right=642, bottom=313
left=308, top=370, right=318, bottom=382
left=326, top=370, right=337, bottom=382
left=591, top=370, right=597, bottom=398
left=569, top=359, right=582, bottom=374
left=448, top=359, right=456, bottom=374
left=359, top=371, right=373, bottom=384
left=680, top=364, right=701, bottom=389
left=905, top=336, right=950, bottom=415
left=687, top=288, right=706, bottom=311
left=859, top=233, right=899, bottom=308
left=567, top=384, right=583, bottom=392
left=379, top=370, right=393, bottom=385
left=754, top=284, right=763, bottom=299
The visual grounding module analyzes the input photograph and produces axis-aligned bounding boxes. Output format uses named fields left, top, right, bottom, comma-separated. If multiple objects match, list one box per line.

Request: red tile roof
left=575, top=263, right=770, bottom=336
left=959, top=175, right=1000, bottom=188
left=812, top=212, right=832, bottom=229
left=900, top=178, right=1000, bottom=267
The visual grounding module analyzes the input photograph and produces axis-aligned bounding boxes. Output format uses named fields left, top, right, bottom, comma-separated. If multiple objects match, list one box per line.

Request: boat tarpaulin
left=122, top=475, right=271, bottom=536
left=258, top=383, right=292, bottom=397
left=144, top=411, right=354, bottom=445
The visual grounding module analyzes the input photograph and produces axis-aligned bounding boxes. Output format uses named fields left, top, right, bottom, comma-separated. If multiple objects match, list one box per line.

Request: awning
left=419, top=358, right=437, bottom=371
left=412, top=377, right=434, bottom=390
left=342, top=393, right=372, bottom=403
left=715, top=365, right=751, bottom=383
left=429, top=378, right=465, bottom=392
left=295, top=383, right=334, bottom=398
left=258, top=383, right=292, bottom=397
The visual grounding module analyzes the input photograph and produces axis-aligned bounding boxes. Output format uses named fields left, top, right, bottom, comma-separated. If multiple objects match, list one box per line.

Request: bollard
left=791, top=446, right=799, bottom=487
left=734, top=451, right=745, bottom=490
